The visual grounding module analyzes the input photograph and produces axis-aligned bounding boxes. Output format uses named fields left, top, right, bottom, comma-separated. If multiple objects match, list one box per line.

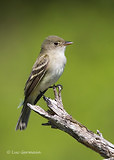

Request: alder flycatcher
left=16, top=35, right=73, bottom=130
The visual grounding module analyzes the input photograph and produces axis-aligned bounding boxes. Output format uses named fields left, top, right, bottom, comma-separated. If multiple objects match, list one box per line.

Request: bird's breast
left=39, top=54, right=66, bottom=91
left=48, top=53, right=66, bottom=78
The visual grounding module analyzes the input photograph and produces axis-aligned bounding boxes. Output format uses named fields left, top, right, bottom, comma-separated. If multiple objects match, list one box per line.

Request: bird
left=16, top=35, right=73, bottom=130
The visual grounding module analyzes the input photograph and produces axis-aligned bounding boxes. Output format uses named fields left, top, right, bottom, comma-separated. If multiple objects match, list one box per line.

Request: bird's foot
left=49, top=84, right=63, bottom=90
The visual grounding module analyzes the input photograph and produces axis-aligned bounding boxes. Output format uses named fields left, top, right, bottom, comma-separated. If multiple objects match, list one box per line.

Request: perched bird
left=16, top=35, right=73, bottom=130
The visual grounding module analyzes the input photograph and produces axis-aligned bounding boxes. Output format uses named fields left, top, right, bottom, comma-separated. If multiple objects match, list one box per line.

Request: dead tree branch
left=27, top=85, right=114, bottom=159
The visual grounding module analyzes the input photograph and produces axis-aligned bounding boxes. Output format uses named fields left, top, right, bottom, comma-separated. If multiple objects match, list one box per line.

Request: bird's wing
left=24, top=54, right=49, bottom=99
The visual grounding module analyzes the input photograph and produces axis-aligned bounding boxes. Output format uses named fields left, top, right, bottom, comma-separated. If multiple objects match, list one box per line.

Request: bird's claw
left=49, top=84, right=63, bottom=90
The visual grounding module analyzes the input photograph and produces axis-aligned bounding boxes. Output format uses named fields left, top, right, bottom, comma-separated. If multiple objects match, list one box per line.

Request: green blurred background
left=0, top=0, right=114, bottom=159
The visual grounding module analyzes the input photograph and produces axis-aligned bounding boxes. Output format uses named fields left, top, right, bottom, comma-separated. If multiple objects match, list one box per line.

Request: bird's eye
left=54, top=42, right=59, bottom=46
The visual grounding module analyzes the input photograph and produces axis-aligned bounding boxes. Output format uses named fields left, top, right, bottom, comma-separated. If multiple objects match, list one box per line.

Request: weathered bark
left=27, top=85, right=114, bottom=159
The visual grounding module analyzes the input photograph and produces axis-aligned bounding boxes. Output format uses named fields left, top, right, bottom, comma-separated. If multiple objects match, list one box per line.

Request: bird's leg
left=55, top=84, right=63, bottom=90
left=49, top=84, right=63, bottom=90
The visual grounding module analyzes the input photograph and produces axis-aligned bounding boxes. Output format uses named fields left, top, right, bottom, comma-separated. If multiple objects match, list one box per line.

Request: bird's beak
left=64, top=41, right=73, bottom=46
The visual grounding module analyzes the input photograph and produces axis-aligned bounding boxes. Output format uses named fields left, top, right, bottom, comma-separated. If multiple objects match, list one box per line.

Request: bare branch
left=27, top=86, right=114, bottom=159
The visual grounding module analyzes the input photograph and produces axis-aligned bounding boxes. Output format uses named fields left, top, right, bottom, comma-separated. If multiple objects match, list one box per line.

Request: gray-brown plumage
left=16, top=35, right=72, bottom=130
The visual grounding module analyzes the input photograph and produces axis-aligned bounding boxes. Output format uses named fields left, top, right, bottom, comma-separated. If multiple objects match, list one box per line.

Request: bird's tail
left=15, top=102, right=31, bottom=131
left=16, top=90, right=47, bottom=131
